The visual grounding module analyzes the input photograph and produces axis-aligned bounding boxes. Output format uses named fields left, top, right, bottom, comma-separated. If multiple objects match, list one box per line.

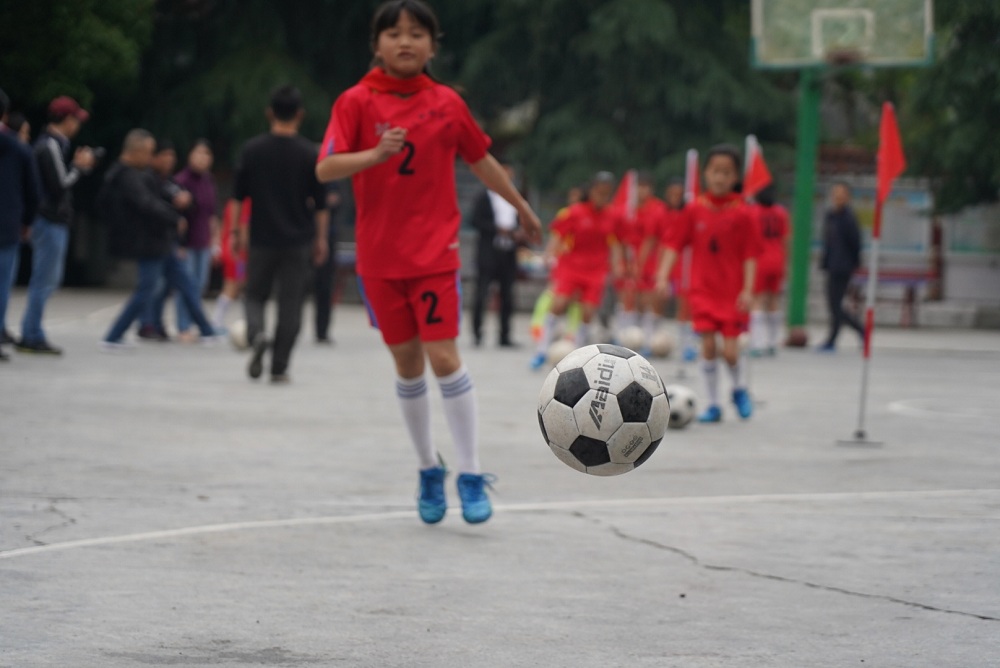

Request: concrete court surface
left=1, top=289, right=999, bottom=667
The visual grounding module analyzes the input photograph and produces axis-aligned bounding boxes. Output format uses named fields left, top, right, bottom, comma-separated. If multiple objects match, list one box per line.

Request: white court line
left=887, top=400, right=984, bottom=420
left=2, top=488, right=997, bottom=562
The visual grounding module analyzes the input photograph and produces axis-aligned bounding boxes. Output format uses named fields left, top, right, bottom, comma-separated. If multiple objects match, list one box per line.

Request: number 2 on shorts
left=421, top=290, right=443, bottom=325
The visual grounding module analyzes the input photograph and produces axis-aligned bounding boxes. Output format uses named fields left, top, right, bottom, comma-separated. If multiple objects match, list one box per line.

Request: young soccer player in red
left=530, top=173, right=624, bottom=370
left=659, top=180, right=699, bottom=361
left=213, top=197, right=251, bottom=332
left=631, top=173, right=669, bottom=350
left=748, top=184, right=790, bottom=356
left=656, top=145, right=761, bottom=422
left=316, top=0, right=541, bottom=525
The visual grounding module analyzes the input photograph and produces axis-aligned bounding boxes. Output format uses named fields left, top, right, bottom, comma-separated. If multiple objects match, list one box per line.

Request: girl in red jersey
left=747, top=184, right=790, bottom=356
left=212, top=197, right=251, bottom=332
left=656, top=145, right=761, bottom=423
left=316, top=0, right=541, bottom=526
left=530, top=172, right=624, bottom=370
left=630, top=173, right=669, bottom=350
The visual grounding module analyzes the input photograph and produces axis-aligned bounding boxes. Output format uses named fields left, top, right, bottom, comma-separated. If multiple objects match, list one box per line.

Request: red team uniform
left=320, top=69, right=491, bottom=345
left=660, top=206, right=689, bottom=295
left=219, top=198, right=251, bottom=282
left=751, top=203, right=790, bottom=294
left=632, top=197, right=668, bottom=292
left=665, top=193, right=762, bottom=338
left=551, top=202, right=620, bottom=306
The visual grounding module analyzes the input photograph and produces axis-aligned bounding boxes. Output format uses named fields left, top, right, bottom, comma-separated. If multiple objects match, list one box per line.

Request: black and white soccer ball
left=537, top=344, right=670, bottom=476
left=664, top=384, right=697, bottom=430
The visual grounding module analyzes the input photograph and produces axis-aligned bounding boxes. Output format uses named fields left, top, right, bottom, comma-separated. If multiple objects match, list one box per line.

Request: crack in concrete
left=25, top=499, right=77, bottom=547
left=572, top=511, right=1000, bottom=623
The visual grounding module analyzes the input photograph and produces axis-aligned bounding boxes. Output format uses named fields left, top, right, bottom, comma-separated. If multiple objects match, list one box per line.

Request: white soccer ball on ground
left=618, top=326, right=645, bottom=352
left=546, top=338, right=577, bottom=367
left=649, top=329, right=675, bottom=359
left=537, top=344, right=670, bottom=476
left=664, top=384, right=697, bottom=430
left=228, top=319, right=249, bottom=351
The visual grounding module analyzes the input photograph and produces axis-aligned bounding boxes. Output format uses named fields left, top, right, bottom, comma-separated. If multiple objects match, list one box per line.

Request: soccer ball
left=546, top=338, right=577, bottom=366
left=618, top=326, right=645, bottom=352
left=664, top=384, right=697, bottom=430
left=228, top=319, right=249, bottom=351
left=537, top=344, right=670, bottom=476
left=649, top=329, right=675, bottom=359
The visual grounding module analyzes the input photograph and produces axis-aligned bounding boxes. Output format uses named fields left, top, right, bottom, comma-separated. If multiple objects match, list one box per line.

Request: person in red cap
left=15, top=96, right=96, bottom=355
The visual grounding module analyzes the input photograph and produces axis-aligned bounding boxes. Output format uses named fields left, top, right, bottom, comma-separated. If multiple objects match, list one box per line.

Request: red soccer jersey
left=320, top=70, right=491, bottom=279
left=659, top=205, right=689, bottom=283
left=634, top=197, right=667, bottom=275
left=551, top=201, right=619, bottom=276
left=752, top=203, right=790, bottom=275
left=665, top=193, right=762, bottom=307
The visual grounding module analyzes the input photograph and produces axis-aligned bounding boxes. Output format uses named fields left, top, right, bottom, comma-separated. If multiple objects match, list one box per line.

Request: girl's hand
left=520, top=210, right=543, bottom=245
left=737, top=289, right=753, bottom=313
left=374, top=127, right=407, bottom=163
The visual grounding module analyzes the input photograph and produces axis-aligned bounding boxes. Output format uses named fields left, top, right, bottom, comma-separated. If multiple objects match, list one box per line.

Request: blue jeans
left=0, top=242, right=20, bottom=334
left=176, top=247, right=212, bottom=333
left=105, top=254, right=216, bottom=343
left=20, top=217, right=70, bottom=344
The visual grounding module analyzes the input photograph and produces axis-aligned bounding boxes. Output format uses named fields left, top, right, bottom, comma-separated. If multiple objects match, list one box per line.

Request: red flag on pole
left=875, top=103, right=906, bottom=233
left=611, top=169, right=638, bottom=222
left=744, top=148, right=773, bottom=199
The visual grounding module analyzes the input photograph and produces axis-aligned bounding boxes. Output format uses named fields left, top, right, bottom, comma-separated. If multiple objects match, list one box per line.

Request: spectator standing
left=469, top=161, right=522, bottom=348
left=16, top=96, right=95, bottom=355
left=0, top=89, right=41, bottom=360
left=231, top=86, right=329, bottom=384
left=172, top=140, right=219, bottom=343
left=818, top=182, right=865, bottom=352
left=99, top=130, right=217, bottom=349
left=313, top=182, right=343, bottom=344
left=6, top=112, right=31, bottom=145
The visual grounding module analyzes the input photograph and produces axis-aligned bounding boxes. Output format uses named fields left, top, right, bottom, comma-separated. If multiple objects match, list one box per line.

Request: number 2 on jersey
left=398, top=141, right=416, bottom=176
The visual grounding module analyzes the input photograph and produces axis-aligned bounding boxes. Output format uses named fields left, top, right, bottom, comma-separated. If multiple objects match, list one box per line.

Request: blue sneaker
left=816, top=343, right=836, bottom=354
left=418, top=466, right=448, bottom=524
left=732, top=388, right=753, bottom=419
left=529, top=352, right=547, bottom=370
left=682, top=347, right=698, bottom=363
left=698, top=405, right=722, bottom=423
left=456, top=473, right=495, bottom=524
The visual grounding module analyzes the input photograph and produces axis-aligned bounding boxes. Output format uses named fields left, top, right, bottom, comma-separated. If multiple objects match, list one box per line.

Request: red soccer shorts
left=359, top=270, right=462, bottom=345
left=221, top=254, right=246, bottom=282
left=691, top=298, right=748, bottom=339
left=553, top=268, right=606, bottom=307
left=754, top=268, right=785, bottom=295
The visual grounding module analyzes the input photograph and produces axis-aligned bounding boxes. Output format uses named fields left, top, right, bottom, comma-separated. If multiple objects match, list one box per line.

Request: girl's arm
left=468, top=154, right=542, bottom=244
left=739, top=258, right=757, bottom=312
left=316, top=128, right=408, bottom=183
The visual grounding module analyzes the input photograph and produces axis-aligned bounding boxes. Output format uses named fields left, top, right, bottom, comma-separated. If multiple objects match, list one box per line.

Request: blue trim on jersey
left=455, top=269, right=463, bottom=331
left=356, top=276, right=379, bottom=330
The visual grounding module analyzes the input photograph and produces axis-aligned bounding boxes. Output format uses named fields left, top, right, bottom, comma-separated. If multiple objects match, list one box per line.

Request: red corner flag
left=876, top=102, right=906, bottom=208
left=612, top=169, right=638, bottom=222
left=744, top=146, right=773, bottom=199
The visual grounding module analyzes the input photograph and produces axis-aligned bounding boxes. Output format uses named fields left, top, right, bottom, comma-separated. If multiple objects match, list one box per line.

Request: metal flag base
left=836, top=430, right=884, bottom=447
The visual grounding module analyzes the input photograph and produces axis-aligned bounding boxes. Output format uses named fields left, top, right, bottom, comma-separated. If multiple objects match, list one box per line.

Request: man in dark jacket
left=0, top=89, right=41, bottom=361
left=16, top=96, right=95, bottom=355
left=819, top=182, right=865, bottom=352
left=99, top=130, right=217, bottom=350
left=469, top=162, right=521, bottom=348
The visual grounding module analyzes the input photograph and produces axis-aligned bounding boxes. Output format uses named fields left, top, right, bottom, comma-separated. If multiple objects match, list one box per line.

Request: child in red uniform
left=316, top=0, right=541, bottom=525
left=530, top=173, right=624, bottom=370
left=213, top=197, right=251, bottom=331
left=656, top=145, right=761, bottom=422
left=659, top=180, right=699, bottom=361
left=632, top=174, right=669, bottom=349
left=748, top=184, right=790, bottom=356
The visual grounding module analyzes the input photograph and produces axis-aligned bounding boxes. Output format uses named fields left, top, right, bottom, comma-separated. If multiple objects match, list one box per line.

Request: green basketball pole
left=786, top=67, right=822, bottom=344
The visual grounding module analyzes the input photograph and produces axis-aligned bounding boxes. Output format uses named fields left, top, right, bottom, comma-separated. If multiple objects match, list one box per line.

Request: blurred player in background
left=657, top=145, right=761, bottom=422
left=631, top=173, right=669, bottom=352
left=660, top=179, right=698, bottom=362
left=748, top=184, right=790, bottom=356
left=212, top=197, right=250, bottom=332
left=316, top=0, right=541, bottom=526
left=530, top=172, right=624, bottom=370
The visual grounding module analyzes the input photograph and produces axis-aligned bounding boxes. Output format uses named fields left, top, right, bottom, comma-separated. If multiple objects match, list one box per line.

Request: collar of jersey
left=698, top=192, right=742, bottom=210
left=360, top=68, right=436, bottom=96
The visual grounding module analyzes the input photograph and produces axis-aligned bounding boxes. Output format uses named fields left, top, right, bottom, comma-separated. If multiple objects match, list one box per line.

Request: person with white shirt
left=468, top=162, right=523, bottom=348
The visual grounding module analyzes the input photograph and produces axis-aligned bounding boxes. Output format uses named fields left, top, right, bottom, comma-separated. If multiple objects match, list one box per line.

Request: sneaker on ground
left=418, top=466, right=448, bottom=524
left=137, top=325, right=168, bottom=342
left=15, top=339, right=63, bottom=356
left=732, top=388, right=753, bottom=419
left=697, top=405, right=723, bottom=423
left=456, top=473, right=495, bottom=524
left=682, top=347, right=698, bottom=363
left=100, top=340, right=136, bottom=354
left=529, top=352, right=547, bottom=370
left=816, top=343, right=836, bottom=354
left=270, top=373, right=291, bottom=385
left=1, top=329, right=15, bottom=345
left=248, top=334, right=268, bottom=380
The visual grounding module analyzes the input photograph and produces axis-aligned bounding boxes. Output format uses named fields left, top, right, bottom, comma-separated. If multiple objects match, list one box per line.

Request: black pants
left=245, top=246, right=312, bottom=376
left=825, top=271, right=864, bottom=345
left=314, top=237, right=337, bottom=341
left=473, top=249, right=518, bottom=344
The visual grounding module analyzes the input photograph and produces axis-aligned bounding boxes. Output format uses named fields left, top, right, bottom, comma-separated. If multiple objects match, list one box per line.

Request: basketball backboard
left=752, top=0, right=934, bottom=69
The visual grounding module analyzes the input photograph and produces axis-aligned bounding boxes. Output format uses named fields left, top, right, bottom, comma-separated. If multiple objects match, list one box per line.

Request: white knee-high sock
left=749, top=310, right=766, bottom=351
left=576, top=321, right=591, bottom=347
left=212, top=295, right=233, bottom=329
left=727, top=358, right=746, bottom=391
left=438, top=366, right=479, bottom=474
left=537, top=313, right=558, bottom=355
left=766, top=311, right=783, bottom=349
left=702, top=359, right=720, bottom=407
left=396, top=375, right=437, bottom=470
